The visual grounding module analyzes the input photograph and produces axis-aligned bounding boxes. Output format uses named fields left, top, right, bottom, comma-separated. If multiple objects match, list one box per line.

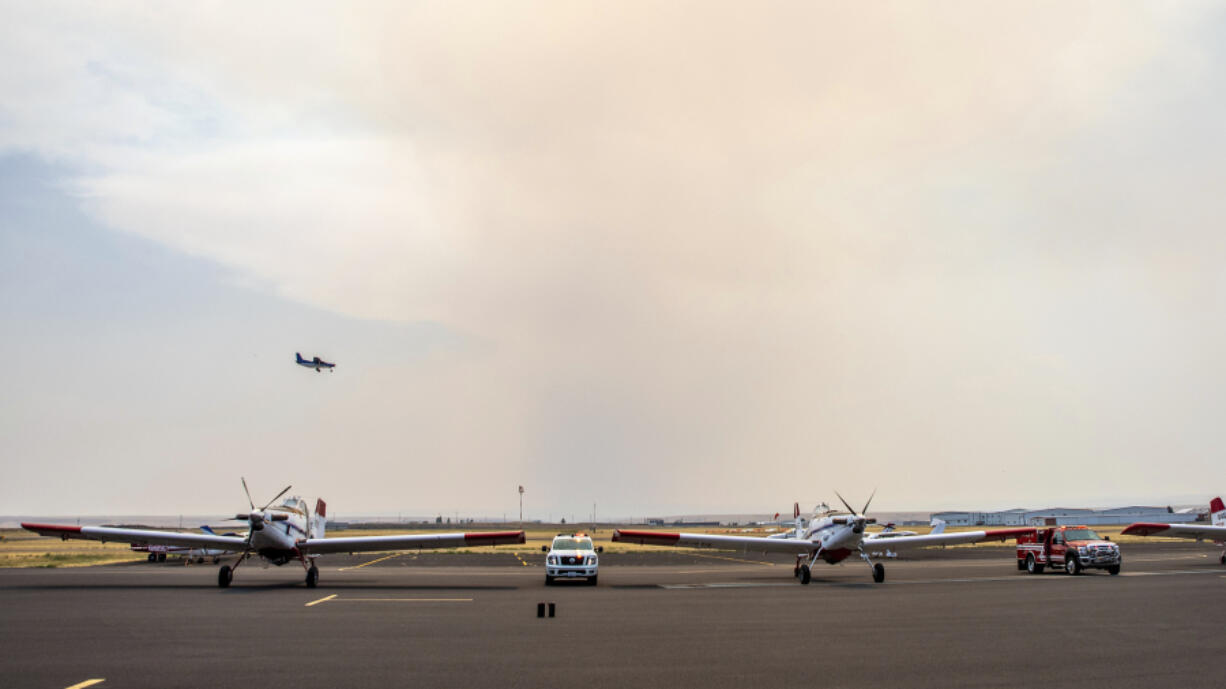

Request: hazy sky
left=3, top=2, right=1226, bottom=519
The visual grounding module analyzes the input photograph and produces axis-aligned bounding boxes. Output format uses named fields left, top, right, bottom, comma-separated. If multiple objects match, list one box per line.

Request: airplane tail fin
left=930, top=518, right=946, bottom=535
left=1211, top=497, right=1225, bottom=527
left=313, top=499, right=328, bottom=539
left=296, top=352, right=306, bottom=363
left=200, top=525, right=216, bottom=535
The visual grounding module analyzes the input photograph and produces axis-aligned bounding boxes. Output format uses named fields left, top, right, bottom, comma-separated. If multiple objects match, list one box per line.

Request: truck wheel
left=1065, top=555, right=1082, bottom=575
left=1107, top=565, right=1120, bottom=575
left=1026, top=554, right=1044, bottom=574
left=872, top=563, right=885, bottom=583
left=800, top=564, right=811, bottom=585
left=588, top=575, right=598, bottom=586
left=545, top=575, right=554, bottom=586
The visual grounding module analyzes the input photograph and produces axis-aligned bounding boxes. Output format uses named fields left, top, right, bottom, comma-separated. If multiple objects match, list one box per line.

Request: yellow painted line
left=335, top=593, right=468, bottom=598
left=688, top=552, right=776, bottom=567
left=338, top=552, right=407, bottom=571
left=304, top=594, right=337, bottom=607
left=65, top=681, right=105, bottom=689
left=513, top=553, right=530, bottom=566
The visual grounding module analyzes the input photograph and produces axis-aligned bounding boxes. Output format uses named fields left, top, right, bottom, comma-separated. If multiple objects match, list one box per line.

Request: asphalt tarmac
left=1, top=542, right=1222, bottom=689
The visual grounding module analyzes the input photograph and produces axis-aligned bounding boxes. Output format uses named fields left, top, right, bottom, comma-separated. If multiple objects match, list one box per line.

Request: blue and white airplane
left=296, top=352, right=335, bottom=372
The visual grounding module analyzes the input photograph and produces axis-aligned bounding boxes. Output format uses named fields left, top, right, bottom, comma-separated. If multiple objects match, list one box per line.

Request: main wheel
left=306, top=565, right=319, bottom=588
left=800, top=564, right=811, bottom=585
left=872, top=563, right=885, bottom=583
left=1107, top=565, right=1120, bottom=575
left=1026, top=554, right=1044, bottom=574
left=218, top=565, right=232, bottom=588
left=1065, top=554, right=1082, bottom=575
left=1220, top=553, right=1225, bottom=565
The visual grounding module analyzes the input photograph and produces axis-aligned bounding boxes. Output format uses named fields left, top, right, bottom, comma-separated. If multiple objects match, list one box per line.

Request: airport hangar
left=930, top=505, right=1201, bottom=526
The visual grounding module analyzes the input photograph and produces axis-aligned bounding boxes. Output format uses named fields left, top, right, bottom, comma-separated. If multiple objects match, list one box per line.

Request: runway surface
left=1, top=542, right=1222, bottom=688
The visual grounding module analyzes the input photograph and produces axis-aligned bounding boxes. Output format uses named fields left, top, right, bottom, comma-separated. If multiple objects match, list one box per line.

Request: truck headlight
left=547, top=555, right=556, bottom=564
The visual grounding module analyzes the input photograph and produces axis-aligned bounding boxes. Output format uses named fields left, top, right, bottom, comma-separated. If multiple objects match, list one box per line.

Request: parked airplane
left=613, top=491, right=1034, bottom=585
left=23, top=479, right=525, bottom=588
left=1122, top=496, right=1226, bottom=564
left=131, top=526, right=242, bottom=564
left=296, top=352, right=335, bottom=372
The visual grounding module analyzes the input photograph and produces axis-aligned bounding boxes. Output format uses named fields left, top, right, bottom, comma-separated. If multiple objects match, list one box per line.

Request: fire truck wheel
left=872, top=563, right=885, bottom=583
left=1065, top=555, right=1082, bottom=575
left=800, top=564, right=811, bottom=585
left=1107, top=565, right=1120, bottom=575
left=147, top=553, right=156, bottom=562
left=1026, top=554, right=1044, bottom=574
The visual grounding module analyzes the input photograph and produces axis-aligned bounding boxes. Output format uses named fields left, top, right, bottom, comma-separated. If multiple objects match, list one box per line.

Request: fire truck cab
left=1017, top=525, right=1121, bottom=575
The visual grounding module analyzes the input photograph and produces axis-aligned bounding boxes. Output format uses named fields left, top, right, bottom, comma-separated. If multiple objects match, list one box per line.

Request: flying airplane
left=1122, top=496, right=1226, bottom=564
left=613, top=491, right=1034, bottom=585
left=295, top=352, right=335, bottom=372
left=23, top=479, right=525, bottom=588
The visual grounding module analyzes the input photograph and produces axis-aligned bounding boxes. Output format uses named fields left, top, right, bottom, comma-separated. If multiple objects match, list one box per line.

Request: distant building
left=931, top=506, right=1198, bottom=527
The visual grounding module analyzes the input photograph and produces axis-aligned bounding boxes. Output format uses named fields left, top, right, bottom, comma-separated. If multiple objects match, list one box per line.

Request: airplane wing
left=22, top=523, right=246, bottom=551
left=858, top=527, right=1035, bottom=550
left=1121, top=523, right=1226, bottom=540
left=298, top=530, right=525, bottom=555
left=612, top=529, right=817, bottom=554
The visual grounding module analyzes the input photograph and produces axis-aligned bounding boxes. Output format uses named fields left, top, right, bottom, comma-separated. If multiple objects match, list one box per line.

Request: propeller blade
left=232, top=514, right=251, bottom=521
left=241, top=477, right=255, bottom=510
left=260, top=485, right=293, bottom=511
left=861, top=489, right=877, bottom=516
left=833, top=490, right=857, bottom=517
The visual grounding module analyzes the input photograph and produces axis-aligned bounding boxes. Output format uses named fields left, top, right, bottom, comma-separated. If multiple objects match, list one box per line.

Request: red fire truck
left=1017, top=525, right=1121, bottom=575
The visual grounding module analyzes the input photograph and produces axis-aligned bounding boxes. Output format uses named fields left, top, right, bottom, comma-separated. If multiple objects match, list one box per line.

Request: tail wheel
left=218, top=565, right=232, bottom=588
left=800, top=564, right=811, bottom=585
left=1065, top=555, right=1082, bottom=575
left=872, top=563, right=885, bottom=583
left=306, top=565, right=319, bottom=588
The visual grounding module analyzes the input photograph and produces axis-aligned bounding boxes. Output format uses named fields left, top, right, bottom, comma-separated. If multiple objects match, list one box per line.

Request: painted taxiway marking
left=305, top=594, right=471, bottom=605
left=513, top=553, right=530, bottom=566
left=64, top=680, right=105, bottom=689
left=688, top=553, right=776, bottom=567
left=338, top=553, right=407, bottom=571
left=661, top=583, right=793, bottom=589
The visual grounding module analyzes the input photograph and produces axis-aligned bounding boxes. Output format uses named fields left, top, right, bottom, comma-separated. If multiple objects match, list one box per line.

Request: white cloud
left=4, top=1, right=1226, bottom=513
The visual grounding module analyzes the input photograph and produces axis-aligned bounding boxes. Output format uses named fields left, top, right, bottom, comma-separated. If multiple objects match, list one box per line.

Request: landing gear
left=218, top=565, right=233, bottom=588
left=799, top=564, right=811, bottom=585
left=306, top=565, right=319, bottom=588
left=1065, top=555, right=1082, bottom=576
left=859, top=551, right=884, bottom=584
left=1220, top=552, right=1225, bottom=566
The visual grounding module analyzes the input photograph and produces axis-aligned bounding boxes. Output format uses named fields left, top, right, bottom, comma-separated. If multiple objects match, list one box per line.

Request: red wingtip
left=1210, top=497, right=1224, bottom=514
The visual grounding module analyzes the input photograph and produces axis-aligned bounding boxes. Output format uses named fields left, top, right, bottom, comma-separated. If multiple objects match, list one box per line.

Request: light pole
left=518, top=485, right=525, bottom=523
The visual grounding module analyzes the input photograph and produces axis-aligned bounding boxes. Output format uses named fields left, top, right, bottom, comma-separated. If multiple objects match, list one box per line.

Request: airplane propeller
left=233, top=479, right=293, bottom=532
left=833, top=490, right=878, bottom=534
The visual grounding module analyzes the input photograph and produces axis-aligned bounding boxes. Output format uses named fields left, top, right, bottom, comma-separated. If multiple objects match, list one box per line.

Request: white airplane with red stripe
left=1122, top=497, right=1226, bottom=564
left=613, top=491, right=1034, bottom=585
left=22, top=479, right=525, bottom=588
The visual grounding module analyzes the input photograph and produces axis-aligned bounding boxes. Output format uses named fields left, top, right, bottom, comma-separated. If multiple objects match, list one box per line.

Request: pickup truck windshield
left=1062, top=528, right=1101, bottom=541
left=553, top=538, right=594, bottom=551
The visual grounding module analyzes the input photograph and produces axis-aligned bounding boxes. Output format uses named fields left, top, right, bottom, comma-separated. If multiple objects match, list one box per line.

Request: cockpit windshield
left=1061, top=528, right=1101, bottom=541
left=553, top=538, right=594, bottom=551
